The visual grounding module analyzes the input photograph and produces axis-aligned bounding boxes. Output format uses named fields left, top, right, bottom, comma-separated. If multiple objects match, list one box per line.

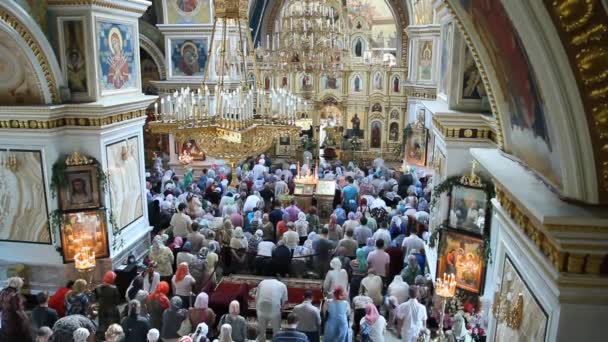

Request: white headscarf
left=330, top=257, right=342, bottom=271
left=192, top=323, right=209, bottom=342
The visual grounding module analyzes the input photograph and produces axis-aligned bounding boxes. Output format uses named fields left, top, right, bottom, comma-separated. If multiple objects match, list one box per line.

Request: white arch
left=139, top=34, right=167, bottom=80
left=448, top=0, right=597, bottom=203
left=0, top=1, right=65, bottom=104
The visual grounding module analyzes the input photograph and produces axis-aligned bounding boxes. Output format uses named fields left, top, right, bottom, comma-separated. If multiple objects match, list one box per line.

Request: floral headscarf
left=356, top=248, right=368, bottom=270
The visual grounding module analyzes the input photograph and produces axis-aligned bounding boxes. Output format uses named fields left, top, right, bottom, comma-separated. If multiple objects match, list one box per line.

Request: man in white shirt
left=372, top=225, right=392, bottom=248
left=402, top=231, right=425, bottom=260
left=282, top=223, right=300, bottom=250
left=396, top=287, right=427, bottom=342
left=256, top=278, right=288, bottom=342
left=170, top=202, right=192, bottom=237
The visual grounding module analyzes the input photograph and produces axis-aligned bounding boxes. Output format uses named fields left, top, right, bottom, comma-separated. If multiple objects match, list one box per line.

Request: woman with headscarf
left=65, top=279, right=89, bottom=316
left=229, top=227, right=248, bottom=273
left=303, top=231, right=318, bottom=251
left=370, top=197, right=389, bottom=226
left=359, top=303, right=386, bottom=342
left=216, top=324, right=233, bottom=342
left=333, top=204, right=346, bottom=225
left=356, top=198, right=370, bottom=217
left=121, top=300, right=151, bottom=341
left=0, top=277, right=33, bottom=341
left=326, top=214, right=343, bottom=242
left=94, top=271, right=121, bottom=338
left=218, top=300, right=247, bottom=342
left=161, top=296, right=188, bottom=339
left=306, top=206, right=321, bottom=234
left=146, top=281, right=171, bottom=330
left=389, top=215, right=406, bottom=239
left=324, top=258, right=349, bottom=298
left=190, top=247, right=218, bottom=294
left=294, top=212, right=309, bottom=244
left=387, top=275, right=409, bottom=304
left=191, top=322, right=210, bottom=342
left=342, top=211, right=359, bottom=233
left=323, top=286, right=350, bottom=342
left=359, top=177, right=375, bottom=197
left=260, top=213, right=274, bottom=241
left=125, top=275, right=148, bottom=315
left=150, top=235, right=175, bottom=285
left=172, top=262, right=196, bottom=308
left=187, top=292, right=215, bottom=336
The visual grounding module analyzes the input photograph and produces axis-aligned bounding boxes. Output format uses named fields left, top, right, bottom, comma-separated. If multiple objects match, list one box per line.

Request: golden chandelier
left=149, top=0, right=302, bottom=167
left=257, top=0, right=348, bottom=75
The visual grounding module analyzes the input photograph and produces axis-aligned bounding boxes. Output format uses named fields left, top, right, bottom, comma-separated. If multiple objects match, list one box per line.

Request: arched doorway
left=319, top=101, right=343, bottom=159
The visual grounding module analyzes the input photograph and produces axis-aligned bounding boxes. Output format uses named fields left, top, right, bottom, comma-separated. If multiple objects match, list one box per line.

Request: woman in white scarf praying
left=324, top=257, right=349, bottom=298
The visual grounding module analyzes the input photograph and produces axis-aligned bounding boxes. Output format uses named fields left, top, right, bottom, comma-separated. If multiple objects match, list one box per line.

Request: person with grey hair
left=0, top=276, right=32, bottom=341
left=401, top=255, right=423, bottom=285
left=72, top=327, right=90, bottom=342
left=121, top=300, right=151, bottom=341
left=146, top=328, right=160, bottom=342
left=50, top=315, right=96, bottom=342
left=161, top=296, right=187, bottom=339
left=35, top=326, right=53, bottom=342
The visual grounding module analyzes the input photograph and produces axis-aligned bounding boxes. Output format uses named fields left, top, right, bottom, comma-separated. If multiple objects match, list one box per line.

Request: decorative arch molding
left=139, top=34, right=166, bottom=80
left=261, top=0, right=411, bottom=63
left=444, top=0, right=601, bottom=203
left=0, top=1, right=65, bottom=104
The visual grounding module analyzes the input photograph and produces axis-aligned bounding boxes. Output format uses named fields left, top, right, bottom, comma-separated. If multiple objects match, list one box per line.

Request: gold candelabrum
left=149, top=0, right=302, bottom=171
left=436, top=273, right=457, bottom=337
left=257, top=0, right=348, bottom=75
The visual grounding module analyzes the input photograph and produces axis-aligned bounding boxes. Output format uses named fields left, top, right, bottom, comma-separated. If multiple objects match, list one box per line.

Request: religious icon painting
left=97, top=21, right=136, bottom=92
left=370, top=121, right=382, bottom=148
left=166, top=0, right=211, bottom=24
left=353, top=75, right=362, bottom=92
left=59, top=164, right=101, bottom=211
left=170, top=38, right=208, bottom=77
left=389, top=122, right=399, bottom=141
left=448, top=185, right=489, bottom=236
left=392, top=75, right=401, bottom=93
left=60, top=209, right=109, bottom=263
left=437, top=230, right=485, bottom=294
left=417, top=40, right=433, bottom=82
left=405, top=124, right=428, bottom=166
left=62, top=19, right=87, bottom=94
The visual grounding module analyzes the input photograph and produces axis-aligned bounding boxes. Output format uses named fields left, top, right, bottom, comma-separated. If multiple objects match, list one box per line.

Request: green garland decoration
left=49, top=154, right=122, bottom=256
left=427, top=175, right=495, bottom=264
left=50, top=155, right=108, bottom=198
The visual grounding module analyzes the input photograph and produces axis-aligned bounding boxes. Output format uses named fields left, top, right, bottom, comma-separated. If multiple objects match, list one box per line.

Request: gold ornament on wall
left=460, top=160, right=482, bottom=187
left=1, top=150, right=19, bottom=172
left=65, top=151, right=94, bottom=166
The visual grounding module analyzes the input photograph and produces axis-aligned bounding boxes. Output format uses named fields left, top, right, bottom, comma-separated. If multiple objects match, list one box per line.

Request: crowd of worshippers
left=0, top=154, right=436, bottom=342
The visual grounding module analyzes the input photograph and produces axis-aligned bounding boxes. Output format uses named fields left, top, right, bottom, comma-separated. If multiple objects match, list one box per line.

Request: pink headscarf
left=194, top=292, right=209, bottom=309
left=103, top=271, right=117, bottom=285
left=364, top=303, right=380, bottom=324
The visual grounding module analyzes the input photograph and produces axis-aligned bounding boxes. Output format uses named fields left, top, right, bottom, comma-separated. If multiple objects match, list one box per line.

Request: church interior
left=0, top=0, right=607, bottom=341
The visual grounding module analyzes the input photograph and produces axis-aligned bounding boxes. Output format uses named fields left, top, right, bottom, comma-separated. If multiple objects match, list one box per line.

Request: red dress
left=48, top=287, right=70, bottom=317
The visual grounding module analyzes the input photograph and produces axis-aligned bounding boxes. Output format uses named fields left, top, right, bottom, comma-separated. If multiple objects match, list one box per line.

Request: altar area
left=167, top=134, right=225, bottom=177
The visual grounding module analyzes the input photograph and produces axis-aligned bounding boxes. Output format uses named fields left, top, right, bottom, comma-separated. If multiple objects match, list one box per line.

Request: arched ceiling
left=444, top=0, right=608, bottom=204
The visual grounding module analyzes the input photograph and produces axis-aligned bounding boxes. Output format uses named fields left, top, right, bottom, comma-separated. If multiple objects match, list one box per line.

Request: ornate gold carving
left=65, top=151, right=94, bottom=166
left=0, top=8, right=60, bottom=103
left=553, top=0, right=595, bottom=32
left=545, top=0, right=608, bottom=201
left=463, top=128, right=473, bottom=137
left=506, top=293, right=524, bottom=329
left=47, top=0, right=149, bottom=14
left=575, top=47, right=608, bottom=85
left=496, top=186, right=607, bottom=275
left=584, top=254, right=604, bottom=274
left=0, top=110, right=145, bottom=129
left=567, top=253, right=586, bottom=273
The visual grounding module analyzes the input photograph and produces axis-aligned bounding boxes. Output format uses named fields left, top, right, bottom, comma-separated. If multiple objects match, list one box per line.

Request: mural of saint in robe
left=107, top=28, right=130, bottom=89
left=98, top=22, right=135, bottom=90
left=354, top=76, right=361, bottom=92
